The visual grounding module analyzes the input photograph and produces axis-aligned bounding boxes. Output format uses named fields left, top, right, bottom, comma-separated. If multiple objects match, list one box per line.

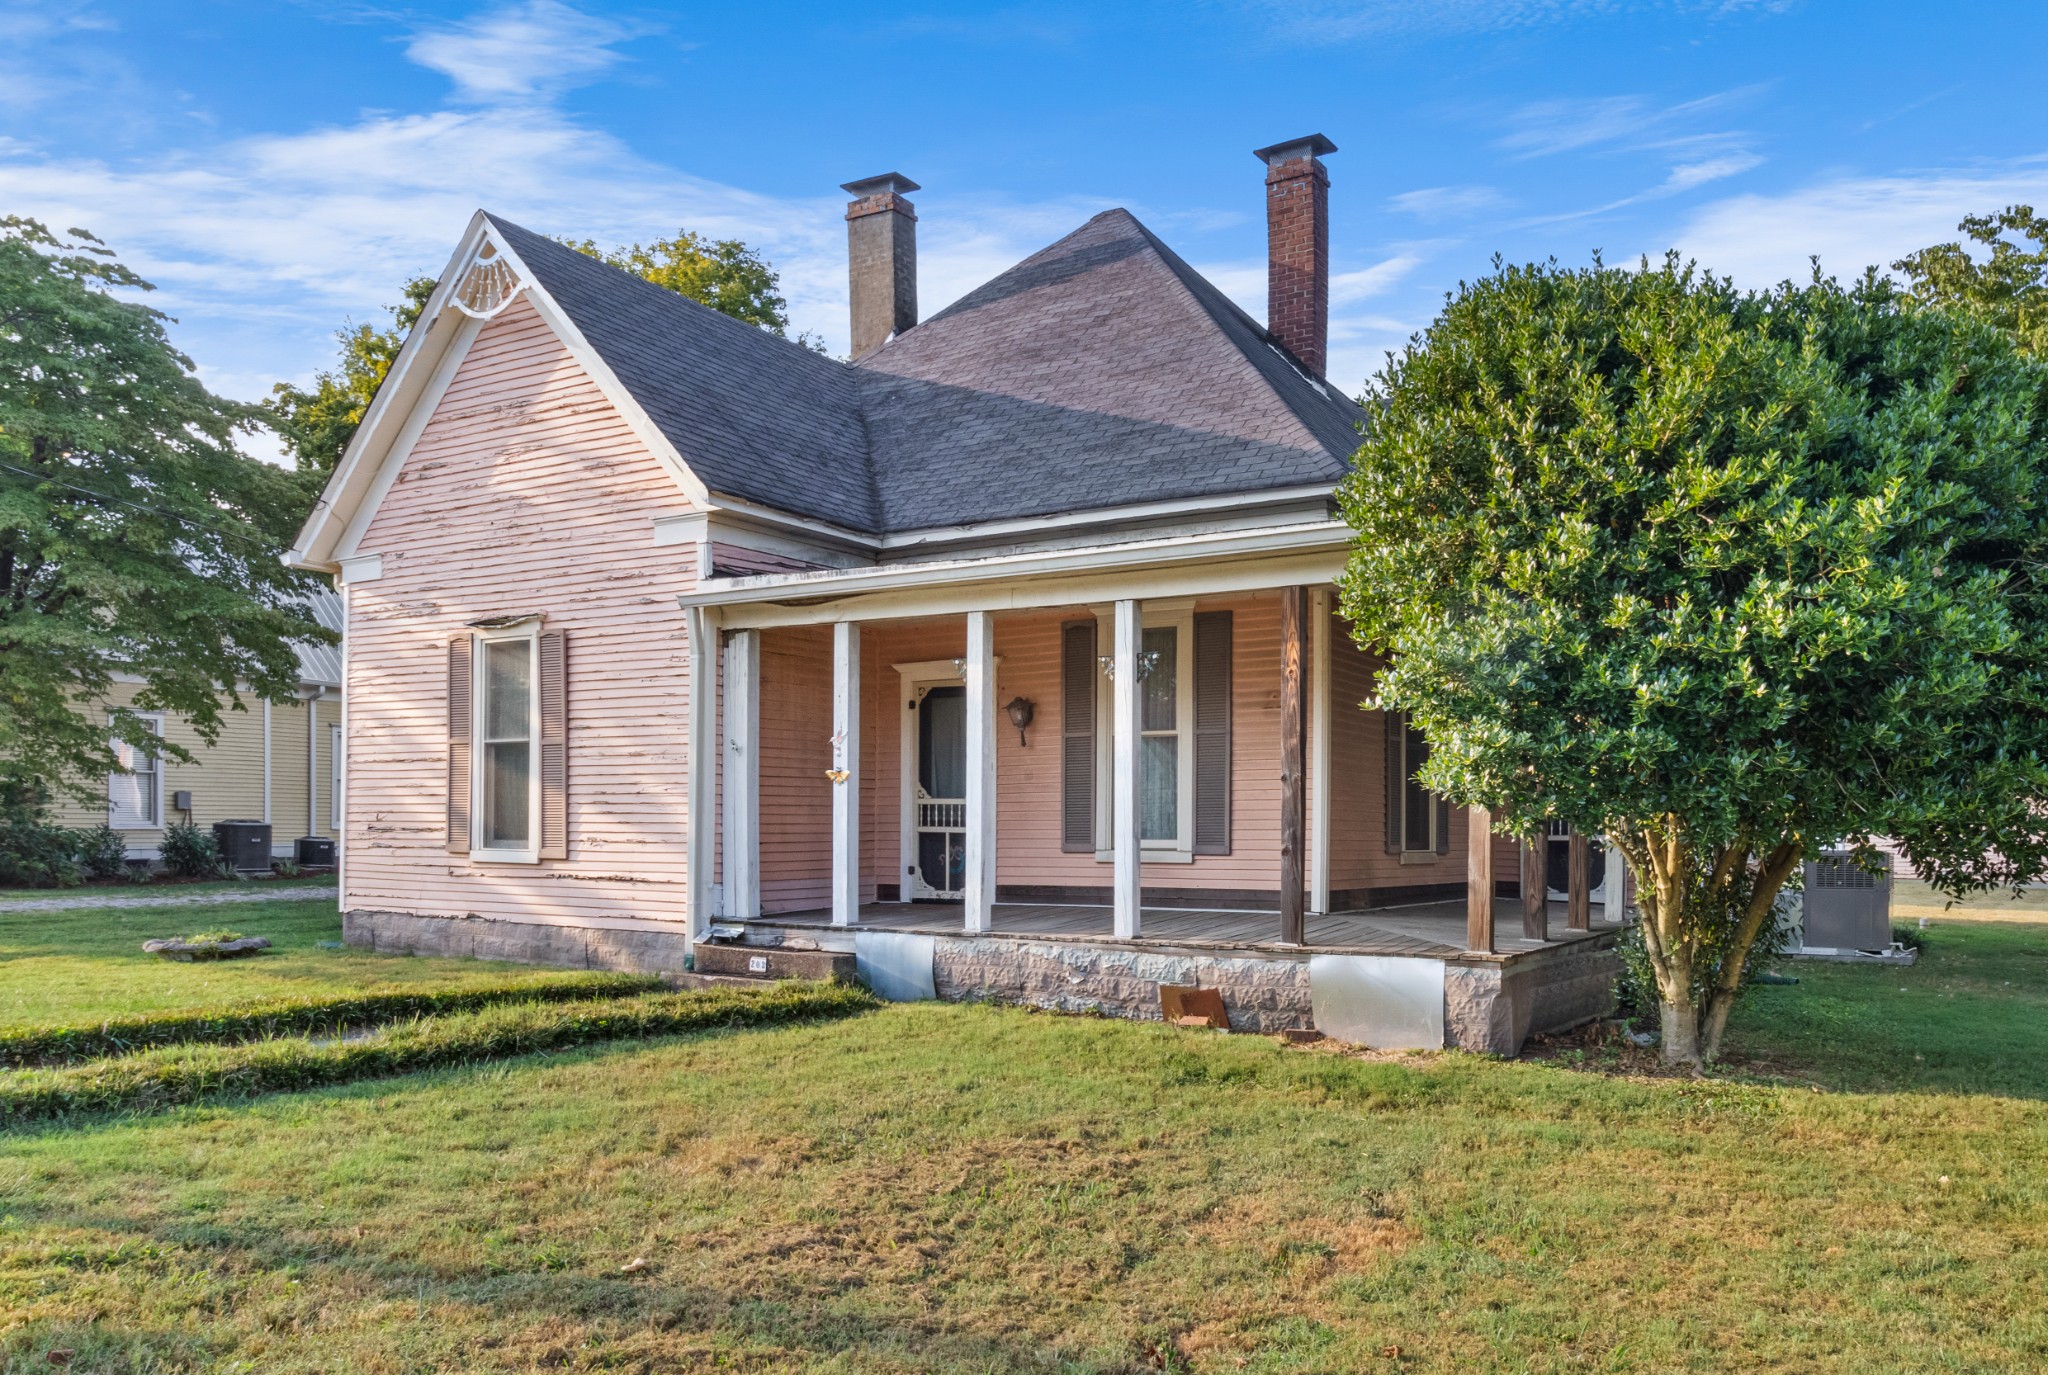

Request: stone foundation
left=932, top=936, right=1314, bottom=1033
left=1444, top=935, right=1620, bottom=1054
left=344, top=909, right=695, bottom=974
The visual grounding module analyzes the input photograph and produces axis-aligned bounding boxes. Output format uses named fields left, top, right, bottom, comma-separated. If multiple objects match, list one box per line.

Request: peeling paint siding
left=346, top=297, right=698, bottom=925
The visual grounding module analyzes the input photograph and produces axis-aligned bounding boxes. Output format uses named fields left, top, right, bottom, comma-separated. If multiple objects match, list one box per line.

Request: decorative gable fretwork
left=450, top=236, right=524, bottom=320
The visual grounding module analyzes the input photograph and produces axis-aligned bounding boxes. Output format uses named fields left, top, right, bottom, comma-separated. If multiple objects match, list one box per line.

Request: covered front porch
left=677, top=528, right=1625, bottom=1048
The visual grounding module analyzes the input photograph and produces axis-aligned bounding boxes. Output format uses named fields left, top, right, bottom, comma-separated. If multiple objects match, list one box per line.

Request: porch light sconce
left=1004, top=696, right=1035, bottom=747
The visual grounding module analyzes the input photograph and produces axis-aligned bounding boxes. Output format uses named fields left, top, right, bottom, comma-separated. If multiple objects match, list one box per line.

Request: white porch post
left=721, top=628, right=760, bottom=920
left=1309, top=586, right=1332, bottom=916
left=964, top=610, right=997, bottom=933
left=831, top=620, right=862, bottom=926
left=1111, top=597, right=1143, bottom=940
left=684, top=605, right=716, bottom=948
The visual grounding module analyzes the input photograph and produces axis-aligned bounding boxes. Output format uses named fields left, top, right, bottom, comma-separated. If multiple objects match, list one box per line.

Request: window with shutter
left=1382, top=706, right=1447, bottom=855
left=1191, top=610, right=1232, bottom=855
left=447, top=634, right=473, bottom=854
left=1060, top=620, right=1095, bottom=852
left=467, top=623, right=545, bottom=862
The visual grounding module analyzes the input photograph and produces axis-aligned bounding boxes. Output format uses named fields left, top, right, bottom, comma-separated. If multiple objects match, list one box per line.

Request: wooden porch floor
left=750, top=899, right=1621, bottom=961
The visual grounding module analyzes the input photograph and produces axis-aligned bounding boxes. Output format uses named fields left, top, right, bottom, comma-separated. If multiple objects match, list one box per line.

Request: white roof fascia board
left=679, top=520, right=1350, bottom=628
left=331, top=313, right=484, bottom=563
left=288, top=212, right=498, bottom=570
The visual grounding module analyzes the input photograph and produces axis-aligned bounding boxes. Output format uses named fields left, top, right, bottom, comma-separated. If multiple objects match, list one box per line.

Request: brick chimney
left=841, top=172, right=920, bottom=358
left=1253, top=134, right=1337, bottom=377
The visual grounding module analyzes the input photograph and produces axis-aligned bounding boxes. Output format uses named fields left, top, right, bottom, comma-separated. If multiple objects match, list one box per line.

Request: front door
left=912, top=685, right=967, bottom=899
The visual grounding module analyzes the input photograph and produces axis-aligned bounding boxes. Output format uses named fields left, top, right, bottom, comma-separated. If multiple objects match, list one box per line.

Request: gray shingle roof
left=490, top=208, right=1361, bottom=537
left=293, top=590, right=344, bottom=687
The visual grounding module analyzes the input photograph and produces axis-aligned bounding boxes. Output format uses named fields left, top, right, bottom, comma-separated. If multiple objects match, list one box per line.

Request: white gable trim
left=288, top=212, right=709, bottom=572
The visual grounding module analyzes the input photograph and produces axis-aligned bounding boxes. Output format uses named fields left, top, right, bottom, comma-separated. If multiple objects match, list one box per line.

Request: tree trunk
left=1660, top=995, right=1702, bottom=1064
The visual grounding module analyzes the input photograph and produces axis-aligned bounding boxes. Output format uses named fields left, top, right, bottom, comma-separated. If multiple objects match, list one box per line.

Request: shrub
left=0, top=780, right=79, bottom=888
left=0, top=970, right=667, bottom=1066
left=158, top=821, right=216, bottom=878
left=71, top=824, right=130, bottom=881
left=0, top=982, right=878, bottom=1121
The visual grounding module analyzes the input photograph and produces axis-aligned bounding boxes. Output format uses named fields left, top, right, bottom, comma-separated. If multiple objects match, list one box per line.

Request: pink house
left=288, top=137, right=1619, bottom=1052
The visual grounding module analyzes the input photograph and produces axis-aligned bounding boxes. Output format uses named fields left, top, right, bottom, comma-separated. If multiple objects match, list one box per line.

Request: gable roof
left=298, top=207, right=1365, bottom=566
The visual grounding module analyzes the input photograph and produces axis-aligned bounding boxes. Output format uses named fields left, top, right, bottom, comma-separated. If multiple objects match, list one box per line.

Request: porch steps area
left=690, top=942, right=857, bottom=984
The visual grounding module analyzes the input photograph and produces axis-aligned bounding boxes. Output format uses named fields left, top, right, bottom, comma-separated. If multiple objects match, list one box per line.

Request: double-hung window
left=1095, top=605, right=1197, bottom=859
left=108, top=715, right=164, bottom=829
left=474, top=628, right=539, bottom=861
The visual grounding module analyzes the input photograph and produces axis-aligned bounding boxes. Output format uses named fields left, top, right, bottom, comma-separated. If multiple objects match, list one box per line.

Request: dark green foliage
left=0, top=969, right=664, bottom=1066
left=157, top=821, right=216, bottom=878
left=1895, top=205, right=2048, bottom=356
left=560, top=230, right=819, bottom=346
left=0, top=778, right=78, bottom=887
left=71, top=823, right=127, bottom=880
left=1339, top=253, right=2048, bottom=1061
left=264, top=276, right=436, bottom=477
left=0, top=218, right=329, bottom=803
left=0, top=982, right=877, bottom=1122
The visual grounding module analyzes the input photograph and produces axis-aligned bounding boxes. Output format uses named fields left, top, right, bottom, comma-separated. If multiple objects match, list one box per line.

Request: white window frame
left=107, top=713, right=165, bottom=830
left=1092, top=600, right=1197, bottom=863
left=1396, top=714, right=1439, bottom=860
left=471, top=624, right=541, bottom=864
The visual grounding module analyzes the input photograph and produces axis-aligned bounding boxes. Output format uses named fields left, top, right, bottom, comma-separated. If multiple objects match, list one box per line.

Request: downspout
left=262, top=699, right=272, bottom=829
left=307, top=686, right=324, bottom=838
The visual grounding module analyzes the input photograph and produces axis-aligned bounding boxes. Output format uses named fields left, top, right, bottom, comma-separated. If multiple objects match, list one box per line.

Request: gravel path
left=0, top=886, right=337, bottom=914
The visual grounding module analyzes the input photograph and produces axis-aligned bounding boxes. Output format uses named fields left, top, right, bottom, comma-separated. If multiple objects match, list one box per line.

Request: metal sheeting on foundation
left=855, top=930, right=938, bottom=1001
left=1309, top=954, right=1446, bottom=1049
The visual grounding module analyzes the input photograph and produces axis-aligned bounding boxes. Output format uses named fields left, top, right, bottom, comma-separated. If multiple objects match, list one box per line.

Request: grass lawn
left=0, top=887, right=539, bottom=1026
left=1, top=889, right=2044, bottom=1372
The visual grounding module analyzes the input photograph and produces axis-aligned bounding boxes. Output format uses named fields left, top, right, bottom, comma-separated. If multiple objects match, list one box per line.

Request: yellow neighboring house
left=51, top=592, right=344, bottom=863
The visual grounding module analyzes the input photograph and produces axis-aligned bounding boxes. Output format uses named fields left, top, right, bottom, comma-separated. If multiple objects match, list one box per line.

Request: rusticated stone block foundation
left=932, top=937, right=1314, bottom=1034
left=344, top=909, right=695, bottom=974
left=1444, top=935, right=1620, bottom=1054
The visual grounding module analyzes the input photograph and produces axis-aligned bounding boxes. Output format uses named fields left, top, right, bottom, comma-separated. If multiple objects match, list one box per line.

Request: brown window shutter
left=538, top=630, right=567, bottom=860
left=447, top=633, right=473, bottom=854
left=1192, top=610, right=1232, bottom=855
left=1435, top=795, right=1452, bottom=855
left=1383, top=705, right=1403, bottom=854
left=1060, top=620, right=1096, bottom=853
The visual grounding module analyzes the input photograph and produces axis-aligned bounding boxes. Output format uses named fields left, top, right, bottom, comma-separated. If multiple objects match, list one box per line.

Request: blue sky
left=5, top=0, right=2046, bottom=442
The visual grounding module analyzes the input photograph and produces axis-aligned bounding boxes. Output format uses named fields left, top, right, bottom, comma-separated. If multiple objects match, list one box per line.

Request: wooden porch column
left=1466, top=804, right=1494, bottom=953
left=1279, top=586, right=1309, bottom=944
left=1308, top=587, right=1332, bottom=917
left=721, top=628, right=761, bottom=921
left=1567, top=830, right=1591, bottom=931
left=963, top=610, right=997, bottom=934
left=684, top=605, right=716, bottom=949
left=1522, top=833, right=1548, bottom=941
left=1111, top=598, right=1143, bottom=940
left=830, top=620, right=861, bottom=927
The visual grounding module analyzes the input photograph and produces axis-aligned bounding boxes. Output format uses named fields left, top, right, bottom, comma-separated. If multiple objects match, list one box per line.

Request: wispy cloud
left=1495, top=87, right=1763, bottom=159
left=1667, top=158, right=2048, bottom=287
left=404, top=0, right=653, bottom=105
left=1388, top=185, right=1507, bottom=221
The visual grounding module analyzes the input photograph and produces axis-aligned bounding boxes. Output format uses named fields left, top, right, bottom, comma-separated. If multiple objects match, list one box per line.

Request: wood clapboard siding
left=346, top=298, right=699, bottom=926
left=49, top=679, right=273, bottom=841
left=1321, top=605, right=1467, bottom=895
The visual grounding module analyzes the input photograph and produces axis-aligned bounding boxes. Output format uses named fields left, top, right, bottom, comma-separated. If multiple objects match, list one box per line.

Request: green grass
left=0, top=885, right=2044, bottom=1371
left=0, top=889, right=537, bottom=1025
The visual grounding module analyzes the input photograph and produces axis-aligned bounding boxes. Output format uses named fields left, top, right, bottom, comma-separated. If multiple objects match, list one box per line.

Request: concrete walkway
left=0, top=884, right=337, bottom=915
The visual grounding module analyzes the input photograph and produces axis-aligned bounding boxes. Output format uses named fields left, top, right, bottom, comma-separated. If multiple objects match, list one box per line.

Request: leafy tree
left=1338, top=254, right=2048, bottom=1063
left=562, top=230, right=824, bottom=350
left=265, top=275, right=436, bottom=477
left=0, top=217, right=327, bottom=803
left=1894, top=205, right=2048, bottom=356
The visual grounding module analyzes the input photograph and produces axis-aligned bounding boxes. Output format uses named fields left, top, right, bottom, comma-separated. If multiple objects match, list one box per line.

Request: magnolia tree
left=1338, top=255, right=2048, bottom=1064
